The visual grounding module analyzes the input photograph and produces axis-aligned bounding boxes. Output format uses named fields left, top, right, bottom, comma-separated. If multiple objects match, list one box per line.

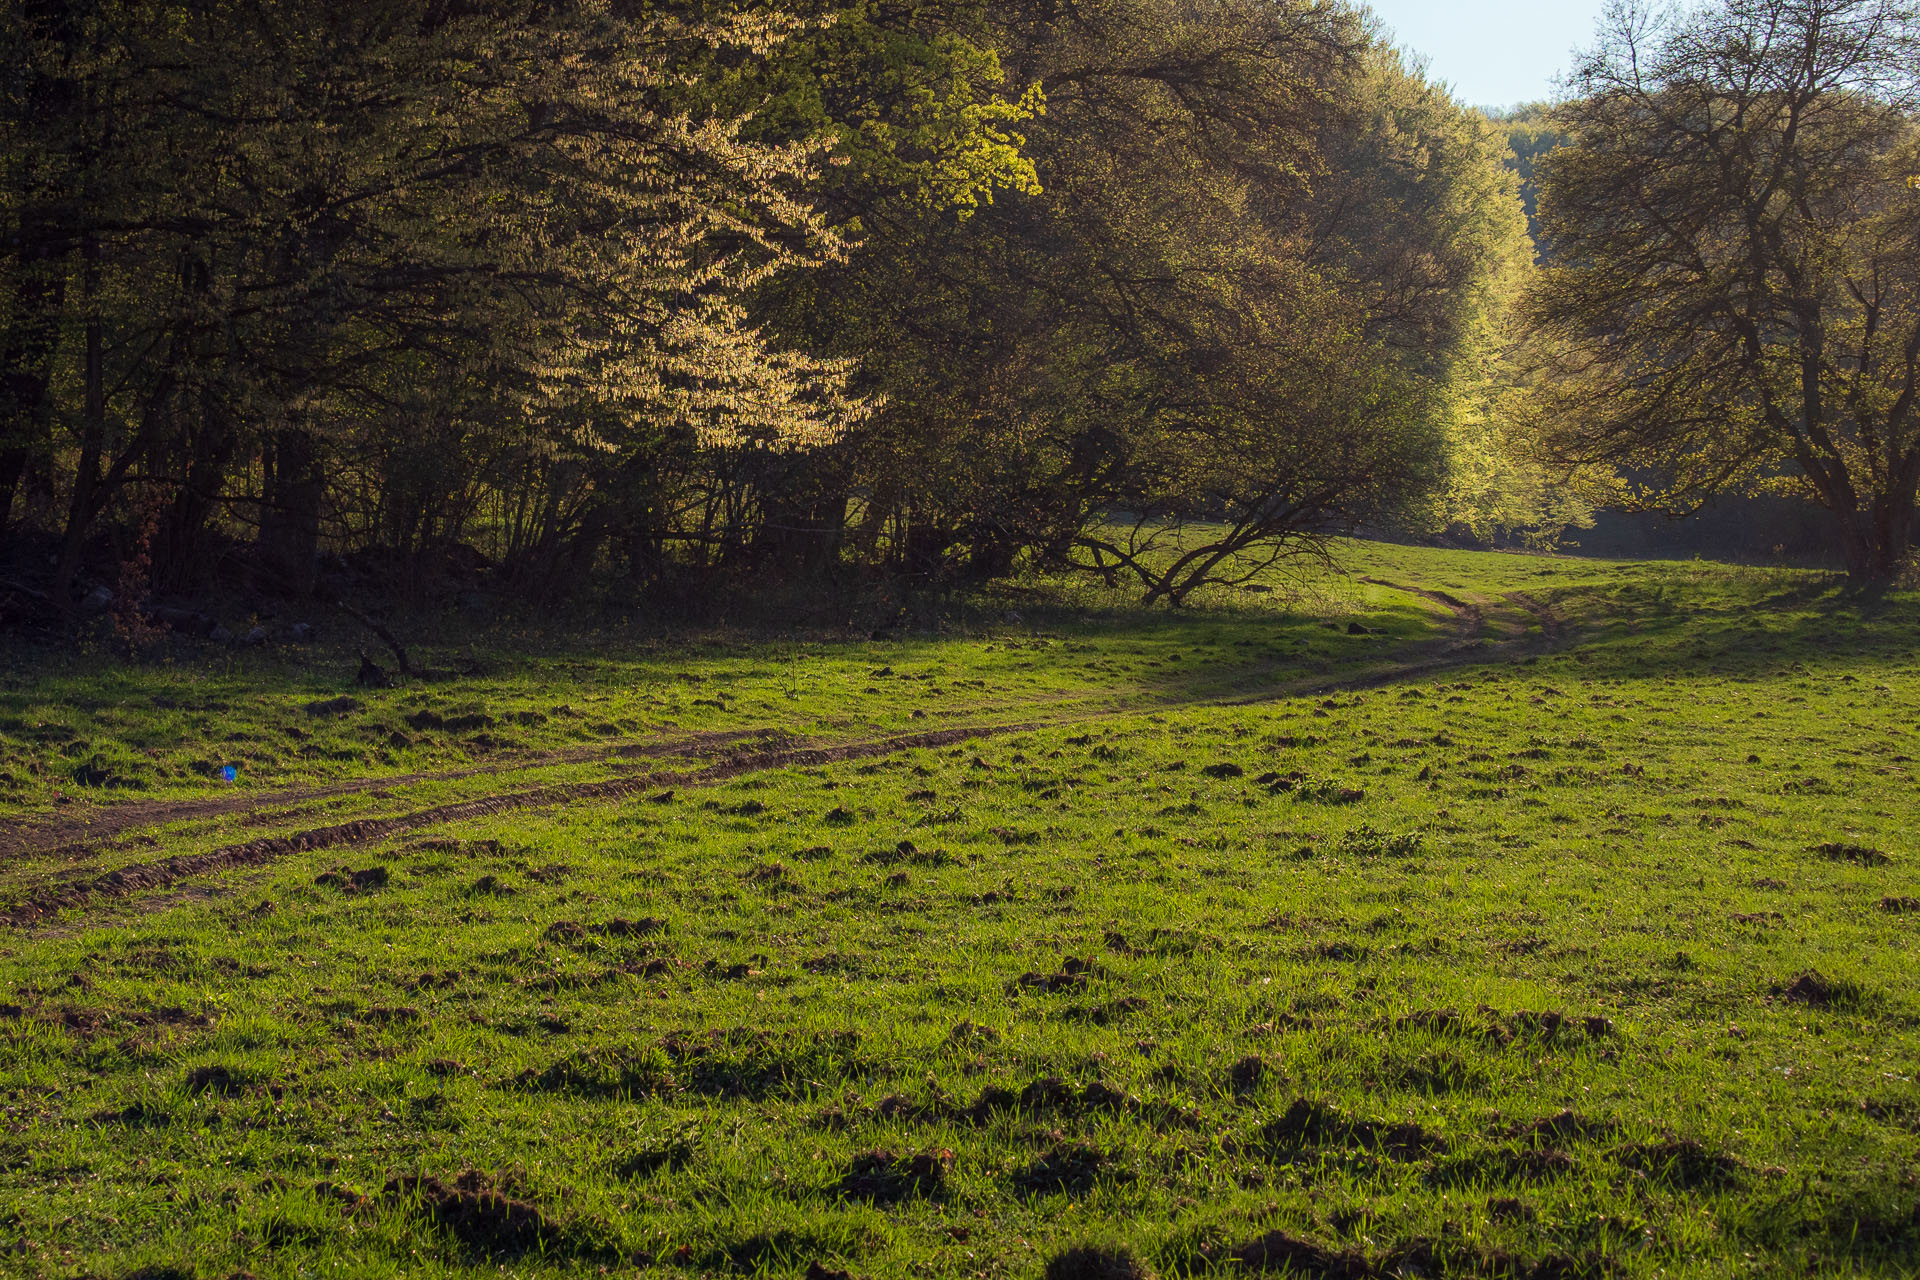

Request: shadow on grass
left=1741, top=1171, right=1920, bottom=1264
left=1560, top=575, right=1920, bottom=686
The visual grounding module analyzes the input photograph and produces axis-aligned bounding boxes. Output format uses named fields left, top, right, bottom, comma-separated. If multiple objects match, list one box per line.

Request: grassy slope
left=0, top=564, right=1444, bottom=823
left=1, top=546, right=1918, bottom=1279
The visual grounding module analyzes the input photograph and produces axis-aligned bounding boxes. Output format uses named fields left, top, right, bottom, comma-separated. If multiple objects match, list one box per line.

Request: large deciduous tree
left=766, top=0, right=1531, bottom=602
left=0, top=0, right=859, bottom=601
left=1528, top=0, right=1920, bottom=579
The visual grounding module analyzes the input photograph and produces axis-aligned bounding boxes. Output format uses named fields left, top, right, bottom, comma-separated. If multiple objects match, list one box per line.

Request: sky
left=1361, top=0, right=1611, bottom=111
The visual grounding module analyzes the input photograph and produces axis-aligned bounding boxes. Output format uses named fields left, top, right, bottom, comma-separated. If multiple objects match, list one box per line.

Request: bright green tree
left=1528, top=0, right=1920, bottom=579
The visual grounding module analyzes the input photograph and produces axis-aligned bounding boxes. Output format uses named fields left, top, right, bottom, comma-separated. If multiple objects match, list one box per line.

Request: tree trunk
left=964, top=530, right=1017, bottom=583
left=0, top=450, right=31, bottom=550
left=756, top=495, right=848, bottom=580
left=258, top=428, right=324, bottom=596
left=750, top=451, right=849, bottom=582
left=154, top=392, right=236, bottom=593
left=52, top=237, right=105, bottom=606
left=3, top=0, right=84, bottom=546
left=0, top=232, right=70, bottom=547
left=1867, top=493, right=1915, bottom=581
left=1793, top=437, right=1900, bottom=581
left=1827, top=491, right=1915, bottom=582
left=901, top=517, right=952, bottom=581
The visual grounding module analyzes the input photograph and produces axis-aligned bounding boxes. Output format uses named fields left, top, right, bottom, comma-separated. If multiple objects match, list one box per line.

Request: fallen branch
left=335, top=599, right=413, bottom=676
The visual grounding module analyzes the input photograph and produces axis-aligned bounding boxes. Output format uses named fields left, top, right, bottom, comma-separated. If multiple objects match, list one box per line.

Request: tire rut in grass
left=1502, top=590, right=1567, bottom=642
left=0, top=726, right=790, bottom=860
left=0, top=724, right=1039, bottom=925
left=1357, top=576, right=1483, bottom=643
left=5, top=579, right=1585, bottom=925
left=3, top=573, right=1551, bottom=865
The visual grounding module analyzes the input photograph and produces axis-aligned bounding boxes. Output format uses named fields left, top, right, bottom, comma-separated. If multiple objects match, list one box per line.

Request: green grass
left=0, top=558, right=1448, bottom=820
left=2, top=544, right=1918, bottom=1279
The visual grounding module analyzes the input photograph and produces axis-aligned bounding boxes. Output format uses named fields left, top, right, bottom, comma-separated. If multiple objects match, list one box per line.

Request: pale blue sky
left=1362, top=0, right=1610, bottom=110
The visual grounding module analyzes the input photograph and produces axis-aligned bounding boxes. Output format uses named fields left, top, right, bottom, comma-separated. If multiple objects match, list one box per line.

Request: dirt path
left=0, top=723, right=1047, bottom=925
left=0, top=728, right=793, bottom=862
left=1357, top=576, right=1486, bottom=645
left=3, top=579, right=1575, bottom=927
left=1502, top=591, right=1566, bottom=642
left=0, top=579, right=1479, bottom=862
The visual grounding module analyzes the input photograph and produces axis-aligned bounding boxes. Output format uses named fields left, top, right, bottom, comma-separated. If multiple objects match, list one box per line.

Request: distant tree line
left=0, top=0, right=1576, bottom=620
left=4, top=0, right=1916, bottom=629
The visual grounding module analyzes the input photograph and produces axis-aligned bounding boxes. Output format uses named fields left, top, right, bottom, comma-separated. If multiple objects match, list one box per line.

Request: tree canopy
left=31, top=0, right=1894, bottom=624
left=1526, top=0, right=1920, bottom=579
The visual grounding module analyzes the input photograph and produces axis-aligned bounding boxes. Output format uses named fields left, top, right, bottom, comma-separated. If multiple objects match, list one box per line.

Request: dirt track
left=0, top=727, right=791, bottom=861
left=0, top=724, right=1040, bottom=925
left=4, top=582, right=1568, bottom=927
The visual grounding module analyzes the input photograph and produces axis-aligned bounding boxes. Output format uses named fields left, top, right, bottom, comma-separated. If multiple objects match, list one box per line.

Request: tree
left=760, top=0, right=1528, bottom=601
left=663, top=0, right=1048, bottom=582
left=0, top=0, right=860, bottom=601
left=1490, top=104, right=1566, bottom=252
left=0, top=0, right=1559, bottom=614
left=1528, top=0, right=1920, bottom=579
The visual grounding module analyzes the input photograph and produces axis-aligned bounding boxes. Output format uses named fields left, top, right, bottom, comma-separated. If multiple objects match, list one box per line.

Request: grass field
left=0, top=554, right=1448, bottom=820
left=1, top=543, right=1917, bottom=1279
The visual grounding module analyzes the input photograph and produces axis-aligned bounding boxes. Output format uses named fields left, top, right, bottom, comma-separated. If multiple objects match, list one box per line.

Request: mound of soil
left=1497, top=1110, right=1618, bottom=1145
left=1614, top=1139, right=1743, bottom=1188
left=836, top=1148, right=951, bottom=1203
left=1262, top=1098, right=1445, bottom=1159
left=1230, top=1054, right=1273, bottom=1094
left=1812, top=842, right=1891, bottom=866
left=305, top=697, right=361, bottom=717
left=1230, top=1230, right=1373, bottom=1277
left=1016, top=1142, right=1117, bottom=1194
left=383, top=1171, right=563, bottom=1254
left=1229, top=1230, right=1605, bottom=1279
left=184, top=1064, right=249, bottom=1096
left=1779, top=970, right=1860, bottom=1009
left=1044, top=1245, right=1157, bottom=1280
left=315, top=865, right=388, bottom=892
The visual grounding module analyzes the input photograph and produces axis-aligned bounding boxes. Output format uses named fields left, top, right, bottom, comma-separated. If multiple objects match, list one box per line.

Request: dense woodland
left=1, top=0, right=1917, bottom=626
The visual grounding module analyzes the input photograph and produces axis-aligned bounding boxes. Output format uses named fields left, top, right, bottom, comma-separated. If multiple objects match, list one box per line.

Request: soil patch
left=835, top=1149, right=951, bottom=1203
left=1043, top=1245, right=1156, bottom=1280
left=383, top=1171, right=568, bottom=1255
left=1260, top=1098, right=1446, bottom=1159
